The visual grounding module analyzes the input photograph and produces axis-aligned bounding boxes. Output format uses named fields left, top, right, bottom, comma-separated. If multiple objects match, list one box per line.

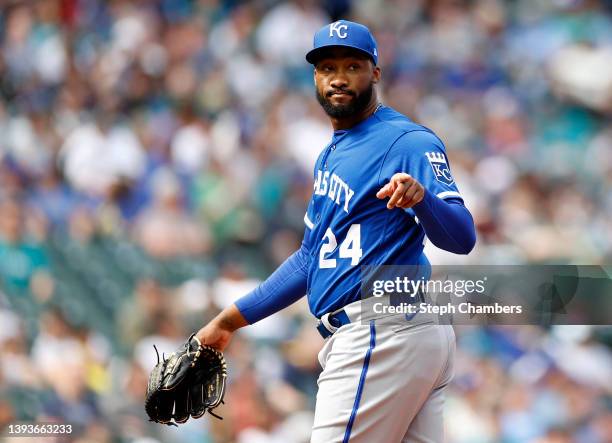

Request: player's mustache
left=326, top=88, right=355, bottom=97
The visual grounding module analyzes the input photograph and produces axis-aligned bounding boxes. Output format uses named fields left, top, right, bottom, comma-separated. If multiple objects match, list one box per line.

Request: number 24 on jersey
left=319, top=224, right=363, bottom=268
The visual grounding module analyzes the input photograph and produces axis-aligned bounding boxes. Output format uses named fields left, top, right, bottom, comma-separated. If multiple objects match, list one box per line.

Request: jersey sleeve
left=378, top=130, right=463, bottom=202
left=412, top=191, right=476, bottom=254
left=235, top=241, right=310, bottom=324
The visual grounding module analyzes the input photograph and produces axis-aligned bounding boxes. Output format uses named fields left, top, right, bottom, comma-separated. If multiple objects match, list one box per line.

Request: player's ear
left=372, top=66, right=381, bottom=84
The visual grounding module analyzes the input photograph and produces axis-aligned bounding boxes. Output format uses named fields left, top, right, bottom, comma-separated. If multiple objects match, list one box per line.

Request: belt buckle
left=320, top=312, right=339, bottom=334
left=317, top=313, right=338, bottom=339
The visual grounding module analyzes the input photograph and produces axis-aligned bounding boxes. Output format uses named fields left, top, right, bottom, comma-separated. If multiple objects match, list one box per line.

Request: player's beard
left=317, top=82, right=374, bottom=119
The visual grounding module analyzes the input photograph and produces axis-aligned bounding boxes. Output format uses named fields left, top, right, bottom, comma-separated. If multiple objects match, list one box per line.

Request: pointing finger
left=376, top=182, right=393, bottom=199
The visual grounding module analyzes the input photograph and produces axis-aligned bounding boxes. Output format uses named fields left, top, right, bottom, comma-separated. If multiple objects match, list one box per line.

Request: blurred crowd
left=0, top=0, right=611, bottom=442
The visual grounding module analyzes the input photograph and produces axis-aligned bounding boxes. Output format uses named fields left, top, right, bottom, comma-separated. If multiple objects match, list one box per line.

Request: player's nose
left=330, top=72, right=349, bottom=89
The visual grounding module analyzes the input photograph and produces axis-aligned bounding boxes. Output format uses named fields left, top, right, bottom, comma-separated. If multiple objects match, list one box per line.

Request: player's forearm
left=412, top=190, right=476, bottom=254
left=234, top=244, right=310, bottom=324
left=212, top=304, right=250, bottom=332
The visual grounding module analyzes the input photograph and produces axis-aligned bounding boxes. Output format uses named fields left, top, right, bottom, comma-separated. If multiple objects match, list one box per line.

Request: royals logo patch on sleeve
left=425, top=152, right=454, bottom=186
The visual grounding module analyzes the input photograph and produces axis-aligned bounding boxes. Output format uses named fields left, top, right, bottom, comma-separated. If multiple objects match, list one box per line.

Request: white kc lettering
left=329, top=22, right=348, bottom=38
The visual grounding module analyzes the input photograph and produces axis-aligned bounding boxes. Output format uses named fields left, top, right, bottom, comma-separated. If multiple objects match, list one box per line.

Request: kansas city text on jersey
left=313, top=169, right=355, bottom=213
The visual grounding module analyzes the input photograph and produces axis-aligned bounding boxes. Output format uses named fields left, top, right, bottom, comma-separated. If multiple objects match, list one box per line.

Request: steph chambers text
left=373, top=302, right=523, bottom=315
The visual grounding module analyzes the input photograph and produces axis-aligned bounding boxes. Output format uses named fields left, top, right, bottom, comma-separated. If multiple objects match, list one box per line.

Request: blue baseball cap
left=306, top=20, right=378, bottom=65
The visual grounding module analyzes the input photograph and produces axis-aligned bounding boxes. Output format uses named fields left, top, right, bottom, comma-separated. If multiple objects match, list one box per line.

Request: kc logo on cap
left=329, top=21, right=348, bottom=39
left=306, top=20, right=378, bottom=65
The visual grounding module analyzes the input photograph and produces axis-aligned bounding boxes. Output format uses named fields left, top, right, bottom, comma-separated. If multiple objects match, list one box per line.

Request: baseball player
left=196, top=20, right=476, bottom=442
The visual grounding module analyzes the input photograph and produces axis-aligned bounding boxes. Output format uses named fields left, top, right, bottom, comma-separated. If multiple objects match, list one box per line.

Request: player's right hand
left=195, top=304, right=249, bottom=351
left=195, top=321, right=234, bottom=352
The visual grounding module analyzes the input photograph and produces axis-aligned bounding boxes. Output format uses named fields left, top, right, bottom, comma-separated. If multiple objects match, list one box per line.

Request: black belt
left=316, top=309, right=351, bottom=339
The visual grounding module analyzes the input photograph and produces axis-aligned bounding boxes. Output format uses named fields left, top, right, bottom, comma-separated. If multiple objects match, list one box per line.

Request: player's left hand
left=376, top=173, right=425, bottom=209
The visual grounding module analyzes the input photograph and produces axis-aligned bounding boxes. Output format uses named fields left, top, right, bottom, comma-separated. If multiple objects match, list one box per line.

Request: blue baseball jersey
left=303, top=105, right=463, bottom=317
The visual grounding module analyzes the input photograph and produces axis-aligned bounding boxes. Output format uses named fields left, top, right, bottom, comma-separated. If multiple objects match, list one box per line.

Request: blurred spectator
left=0, top=199, right=52, bottom=299
left=134, top=167, right=211, bottom=258
left=59, top=116, right=146, bottom=197
left=118, top=278, right=168, bottom=350
left=31, top=310, right=103, bottom=429
left=170, top=106, right=212, bottom=176
left=0, top=314, right=40, bottom=388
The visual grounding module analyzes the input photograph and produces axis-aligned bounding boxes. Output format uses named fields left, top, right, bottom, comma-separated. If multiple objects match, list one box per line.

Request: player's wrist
left=411, top=188, right=429, bottom=210
left=214, top=304, right=249, bottom=332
